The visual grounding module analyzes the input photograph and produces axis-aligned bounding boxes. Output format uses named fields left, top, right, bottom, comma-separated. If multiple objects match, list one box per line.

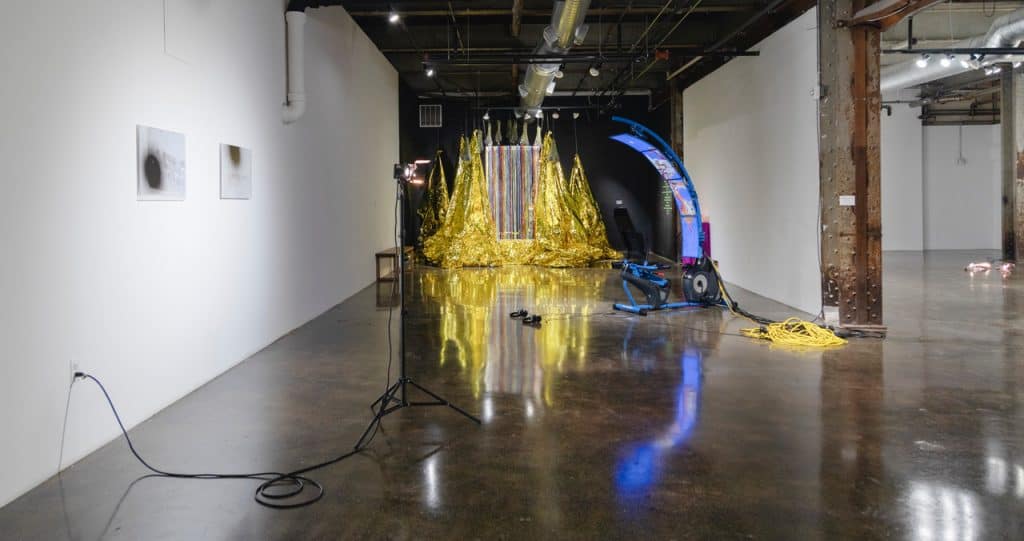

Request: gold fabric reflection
left=423, top=132, right=504, bottom=267
left=417, top=150, right=449, bottom=246
left=415, top=267, right=607, bottom=406
left=423, top=131, right=618, bottom=268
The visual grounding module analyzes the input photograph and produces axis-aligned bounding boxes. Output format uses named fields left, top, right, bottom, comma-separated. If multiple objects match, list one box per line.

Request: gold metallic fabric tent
left=423, top=132, right=504, bottom=267
left=417, top=150, right=449, bottom=246
left=422, top=130, right=618, bottom=268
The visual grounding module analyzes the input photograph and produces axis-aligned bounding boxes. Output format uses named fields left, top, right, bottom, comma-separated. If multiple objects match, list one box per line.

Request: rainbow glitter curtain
left=417, top=150, right=449, bottom=246
left=423, top=132, right=503, bottom=268
left=485, top=145, right=539, bottom=240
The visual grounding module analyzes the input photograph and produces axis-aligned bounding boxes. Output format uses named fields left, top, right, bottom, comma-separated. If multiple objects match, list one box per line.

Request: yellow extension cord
left=710, top=261, right=847, bottom=348
left=738, top=318, right=848, bottom=348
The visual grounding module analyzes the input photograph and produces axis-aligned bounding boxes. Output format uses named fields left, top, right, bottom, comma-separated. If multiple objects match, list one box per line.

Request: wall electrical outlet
left=70, top=360, right=80, bottom=382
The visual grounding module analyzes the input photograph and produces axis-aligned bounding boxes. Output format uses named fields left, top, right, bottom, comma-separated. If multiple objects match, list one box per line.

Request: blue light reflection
left=614, top=348, right=702, bottom=499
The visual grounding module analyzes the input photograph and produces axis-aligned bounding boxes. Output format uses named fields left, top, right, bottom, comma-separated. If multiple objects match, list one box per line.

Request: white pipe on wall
left=282, top=11, right=307, bottom=124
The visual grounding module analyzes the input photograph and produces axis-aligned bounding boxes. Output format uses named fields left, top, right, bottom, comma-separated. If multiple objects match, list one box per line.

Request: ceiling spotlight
left=552, top=110, right=560, bottom=119
left=589, top=64, right=601, bottom=77
left=425, top=66, right=435, bottom=77
left=940, top=55, right=952, bottom=68
left=483, top=110, right=490, bottom=120
left=915, top=54, right=930, bottom=69
left=960, top=58, right=971, bottom=69
left=388, top=10, right=400, bottom=23
left=572, top=112, right=580, bottom=119
left=554, top=64, right=565, bottom=79
left=535, top=110, right=544, bottom=119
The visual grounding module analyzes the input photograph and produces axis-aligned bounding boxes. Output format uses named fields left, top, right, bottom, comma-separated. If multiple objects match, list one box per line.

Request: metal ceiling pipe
left=881, top=7, right=1024, bottom=93
left=518, top=0, right=592, bottom=117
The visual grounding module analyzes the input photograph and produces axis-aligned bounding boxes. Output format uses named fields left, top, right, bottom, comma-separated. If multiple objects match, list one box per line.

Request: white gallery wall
left=684, top=8, right=821, bottom=315
left=881, top=104, right=924, bottom=251
left=0, top=0, right=397, bottom=507
left=923, top=125, right=1001, bottom=250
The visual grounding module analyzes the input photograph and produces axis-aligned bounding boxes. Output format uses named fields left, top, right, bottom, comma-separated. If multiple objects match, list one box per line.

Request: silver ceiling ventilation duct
left=881, top=7, right=1024, bottom=94
left=518, top=0, right=592, bottom=118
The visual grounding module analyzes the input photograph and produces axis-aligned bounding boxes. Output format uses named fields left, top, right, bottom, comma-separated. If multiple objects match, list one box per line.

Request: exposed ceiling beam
left=666, top=0, right=791, bottom=81
left=846, top=0, right=948, bottom=30
left=347, top=6, right=749, bottom=18
left=424, top=50, right=758, bottom=65
left=511, top=0, right=523, bottom=37
left=667, top=0, right=816, bottom=89
left=380, top=44, right=707, bottom=53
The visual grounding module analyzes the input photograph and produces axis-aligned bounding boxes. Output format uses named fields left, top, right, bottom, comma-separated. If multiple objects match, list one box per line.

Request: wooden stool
left=375, top=246, right=413, bottom=281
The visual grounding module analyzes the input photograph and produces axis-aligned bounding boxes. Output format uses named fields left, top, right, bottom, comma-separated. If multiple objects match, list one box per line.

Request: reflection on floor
left=1, top=251, right=1021, bottom=539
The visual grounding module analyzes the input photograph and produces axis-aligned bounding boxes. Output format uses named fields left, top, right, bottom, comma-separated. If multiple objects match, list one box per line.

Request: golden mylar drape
left=422, top=132, right=504, bottom=267
left=527, top=132, right=613, bottom=267
left=567, top=153, right=619, bottom=260
left=417, top=150, right=449, bottom=246
left=423, top=130, right=619, bottom=268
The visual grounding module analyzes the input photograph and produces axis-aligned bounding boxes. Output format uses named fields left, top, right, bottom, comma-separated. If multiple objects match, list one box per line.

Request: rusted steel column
left=818, top=1, right=885, bottom=329
left=670, top=83, right=684, bottom=159
left=1001, top=68, right=1024, bottom=262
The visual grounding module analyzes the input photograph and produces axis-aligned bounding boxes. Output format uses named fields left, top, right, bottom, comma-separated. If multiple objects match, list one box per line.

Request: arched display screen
left=610, top=132, right=702, bottom=260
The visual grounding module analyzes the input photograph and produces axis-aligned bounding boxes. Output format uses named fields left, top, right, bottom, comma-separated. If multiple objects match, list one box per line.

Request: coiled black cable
left=73, top=373, right=361, bottom=509
left=66, top=176, right=410, bottom=508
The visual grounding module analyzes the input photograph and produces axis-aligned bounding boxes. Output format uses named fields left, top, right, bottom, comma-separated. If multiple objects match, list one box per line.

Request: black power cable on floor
left=72, top=373, right=360, bottom=509
left=62, top=171, right=408, bottom=510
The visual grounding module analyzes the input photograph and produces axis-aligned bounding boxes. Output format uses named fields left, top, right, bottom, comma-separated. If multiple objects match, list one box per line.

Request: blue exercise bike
left=609, top=117, right=723, bottom=316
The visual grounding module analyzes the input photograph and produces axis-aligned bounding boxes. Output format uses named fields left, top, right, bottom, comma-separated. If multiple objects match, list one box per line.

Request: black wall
left=399, top=83, right=676, bottom=259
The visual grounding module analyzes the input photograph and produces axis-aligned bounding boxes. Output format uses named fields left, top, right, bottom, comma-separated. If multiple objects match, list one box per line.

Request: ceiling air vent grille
left=419, top=104, right=442, bottom=128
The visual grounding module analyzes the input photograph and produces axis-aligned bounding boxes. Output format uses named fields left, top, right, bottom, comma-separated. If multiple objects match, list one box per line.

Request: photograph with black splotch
left=219, top=144, right=252, bottom=199
left=136, top=125, right=186, bottom=201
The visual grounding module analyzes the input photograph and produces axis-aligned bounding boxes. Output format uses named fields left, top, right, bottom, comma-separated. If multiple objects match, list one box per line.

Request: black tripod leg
left=406, top=379, right=482, bottom=424
left=355, top=380, right=405, bottom=450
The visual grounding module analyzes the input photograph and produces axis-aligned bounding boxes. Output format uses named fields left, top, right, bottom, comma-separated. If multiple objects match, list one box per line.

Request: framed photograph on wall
left=137, top=125, right=186, bottom=201
left=220, top=144, right=253, bottom=199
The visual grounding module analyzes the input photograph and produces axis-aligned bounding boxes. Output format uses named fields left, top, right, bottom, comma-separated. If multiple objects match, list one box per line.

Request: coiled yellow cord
left=739, top=318, right=847, bottom=348
left=710, top=261, right=847, bottom=348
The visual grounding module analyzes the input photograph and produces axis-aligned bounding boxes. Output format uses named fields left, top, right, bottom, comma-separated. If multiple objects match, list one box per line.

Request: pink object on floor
left=681, top=222, right=711, bottom=265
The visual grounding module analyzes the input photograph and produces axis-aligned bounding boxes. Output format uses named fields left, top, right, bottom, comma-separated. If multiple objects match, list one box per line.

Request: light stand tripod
left=354, top=164, right=481, bottom=451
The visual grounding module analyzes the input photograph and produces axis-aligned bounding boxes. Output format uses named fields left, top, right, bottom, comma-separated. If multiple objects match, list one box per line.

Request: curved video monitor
left=610, top=133, right=701, bottom=259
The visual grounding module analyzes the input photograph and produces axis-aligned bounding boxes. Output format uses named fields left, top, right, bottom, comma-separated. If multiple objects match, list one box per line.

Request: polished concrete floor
left=2, top=250, right=1022, bottom=540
